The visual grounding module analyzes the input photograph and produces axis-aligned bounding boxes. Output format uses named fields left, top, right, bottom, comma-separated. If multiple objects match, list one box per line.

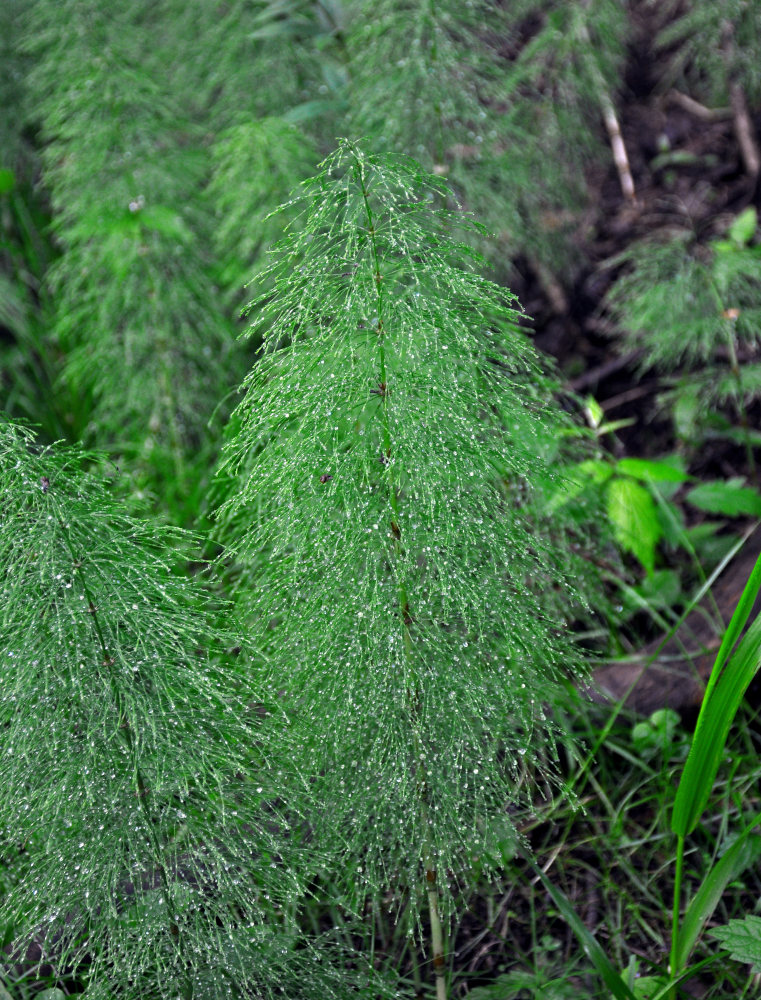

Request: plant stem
left=669, top=833, right=686, bottom=999
left=424, top=0, right=446, bottom=168
left=354, top=144, right=448, bottom=1000
left=576, top=3, right=635, bottom=203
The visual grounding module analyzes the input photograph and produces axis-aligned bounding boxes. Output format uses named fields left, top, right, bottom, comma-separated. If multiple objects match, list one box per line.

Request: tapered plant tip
left=216, top=143, right=586, bottom=940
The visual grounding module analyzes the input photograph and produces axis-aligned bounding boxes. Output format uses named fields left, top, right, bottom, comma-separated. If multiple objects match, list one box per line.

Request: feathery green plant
left=0, top=1, right=71, bottom=441
left=605, top=209, right=761, bottom=468
left=23, top=0, right=242, bottom=518
left=216, top=140, right=586, bottom=998
left=207, top=118, right=318, bottom=307
left=657, top=0, right=761, bottom=106
left=342, top=0, right=524, bottom=274
left=344, top=0, right=630, bottom=277
left=0, top=417, right=399, bottom=1000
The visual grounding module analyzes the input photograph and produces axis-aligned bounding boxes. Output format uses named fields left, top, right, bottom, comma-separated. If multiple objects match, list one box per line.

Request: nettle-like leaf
left=711, top=915, right=761, bottom=975
left=217, top=141, right=584, bottom=922
left=606, top=476, right=660, bottom=575
left=0, top=420, right=390, bottom=1000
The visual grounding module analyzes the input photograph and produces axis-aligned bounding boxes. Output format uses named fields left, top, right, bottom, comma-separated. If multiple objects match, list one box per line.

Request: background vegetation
left=2, top=1, right=761, bottom=998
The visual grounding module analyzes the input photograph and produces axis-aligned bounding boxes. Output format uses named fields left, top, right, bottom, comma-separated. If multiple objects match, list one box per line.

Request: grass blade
left=674, top=824, right=761, bottom=970
left=529, top=863, right=637, bottom=1000
left=672, top=553, right=761, bottom=838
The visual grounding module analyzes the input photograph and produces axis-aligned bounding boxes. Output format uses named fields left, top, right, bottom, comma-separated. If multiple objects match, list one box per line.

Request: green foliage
left=672, top=552, right=761, bottom=840
left=631, top=709, right=686, bottom=762
left=0, top=0, right=34, bottom=175
left=549, top=449, right=690, bottom=577
left=4, top=3, right=761, bottom=997
left=467, top=959, right=579, bottom=1000
left=208, top=117, right=318, bottom=303
left=216, top=141, right=584, bottom=924
left=0, top=419, right=373, bottom=999
left=711, top=914, right=761, bottom=975
left=605, top=213, right=761, bottom=448
left=686, top=479, right=761, bottom=518
left=21, top=0, right=266, bottom=517
left=657, top=0, right=761, bottom=104
left=345, top=0, right=508, bottom=165
left=342, top=0, right=630, bottom=275
left=607, top=476, right=661, bottom=576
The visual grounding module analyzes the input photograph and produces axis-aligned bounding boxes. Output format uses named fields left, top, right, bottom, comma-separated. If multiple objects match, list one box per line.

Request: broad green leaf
left=675, top=829, right=761, bottom=970
left=687, top=480, right=761, bottom=518
left=729, top=207, right=757, bottom=247
left=633, top=977, right=669, bottom=999
left=607, top=477, right=661, bottom=574
left=711, top=915, right=761, bottom=973
left=37, top=991, right=67, bottom=1000
left=616, top=457, right=689, bottom=482
left=529, top=864, right=637, bottom=1000
left=584, top=395, right=604, bottom=429
left=672, top=552, right=761, bottom=837
left=0, top=168, right=14, bottom=194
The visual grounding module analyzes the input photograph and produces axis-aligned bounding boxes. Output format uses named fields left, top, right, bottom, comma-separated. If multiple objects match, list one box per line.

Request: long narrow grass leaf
left=672, top=558, right=761, bottom=837
left=675, top=823, right=761, bottom=969
left=529, top=863, right=637, bottom=1000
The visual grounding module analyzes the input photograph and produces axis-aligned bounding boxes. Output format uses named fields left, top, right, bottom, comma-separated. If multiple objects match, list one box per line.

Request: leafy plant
left=711, top=914, right=761, bottom=975
left=605, top=208, right=761, bottom=471
left=22, top=0, right=247, bottom=519
left=552, top=549, right=761, bottom=999
left=343, top=0, right=631, bottom=278
left=215, top=140, right=586, bottom=998
left=0, top=419, right=394, bottom=1000
left=207, top=117, right=318, bottom=306
left=631, top=708, right=688, bottom=763
left=657, top=0, right=761, bottom=106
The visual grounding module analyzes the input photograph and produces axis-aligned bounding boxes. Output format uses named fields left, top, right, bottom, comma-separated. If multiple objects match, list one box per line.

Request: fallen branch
left=729, top=82, right=761, bottom=180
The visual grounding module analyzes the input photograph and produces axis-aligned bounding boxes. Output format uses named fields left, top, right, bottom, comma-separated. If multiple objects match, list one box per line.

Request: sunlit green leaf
left=607, top=477, right=661, bottom=574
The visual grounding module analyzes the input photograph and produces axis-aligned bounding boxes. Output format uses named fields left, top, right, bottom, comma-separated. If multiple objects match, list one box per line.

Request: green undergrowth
left=3, top=2, right=761, bottom=998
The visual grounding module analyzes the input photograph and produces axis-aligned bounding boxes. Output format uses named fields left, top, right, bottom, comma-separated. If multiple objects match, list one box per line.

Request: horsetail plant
left=216, top=141, right=586, bottom=999
left=0, top=419, right=395, bottom=1000
left=24, top=0, right=240, bottom=520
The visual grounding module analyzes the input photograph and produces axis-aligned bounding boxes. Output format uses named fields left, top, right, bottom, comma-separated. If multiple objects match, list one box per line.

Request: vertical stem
left=426, top=840, right=448, bottom=1000
left=354, top=145, right=448, bottom=1000
left=668, top=833, right=685, bottom=999
left=577, top=5, right=636, bottom=203
left=729, top=82, right=761, bottom=180
left=424, top=0, right=446, bottom=168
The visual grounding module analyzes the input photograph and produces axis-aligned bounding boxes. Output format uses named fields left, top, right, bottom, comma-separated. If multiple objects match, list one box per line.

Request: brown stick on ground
left=589, top=533, right=761, bottom=716
left=730, top=83, right=761, bottom=181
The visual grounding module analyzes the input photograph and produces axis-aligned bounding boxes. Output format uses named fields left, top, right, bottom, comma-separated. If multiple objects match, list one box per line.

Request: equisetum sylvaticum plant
left=215, top=140, right=586, bottom=1000
left=0, top=421, right=395, bottom=1000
